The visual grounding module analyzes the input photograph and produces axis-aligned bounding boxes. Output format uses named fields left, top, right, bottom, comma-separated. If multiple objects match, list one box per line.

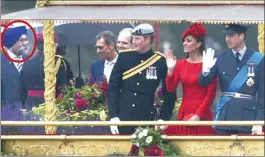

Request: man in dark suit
left=108, top=24, right=176, bottom=135
left=1, top=26, right=28, bottom=134
left=90, top=31, right=118, bottom=83
left=198, top=24, right=264, bottom=135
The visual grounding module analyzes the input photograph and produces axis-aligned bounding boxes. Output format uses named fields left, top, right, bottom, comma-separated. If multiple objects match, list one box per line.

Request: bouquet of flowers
left=21, top=76, right=109, bottom=122
left=154, top=87, right=182, bottom=120
left=128, top=127, right=179, bottom=156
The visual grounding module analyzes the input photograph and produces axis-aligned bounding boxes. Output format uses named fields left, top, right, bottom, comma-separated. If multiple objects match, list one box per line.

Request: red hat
left=36, top=32, right=59, bottom=42
left=182, top=22, right=207, bottom=40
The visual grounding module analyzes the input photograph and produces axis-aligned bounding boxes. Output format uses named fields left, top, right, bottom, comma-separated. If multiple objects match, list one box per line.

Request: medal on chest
left=246, top=62, right=256, bottom=87
left=146, top=66, right=157, bottom=80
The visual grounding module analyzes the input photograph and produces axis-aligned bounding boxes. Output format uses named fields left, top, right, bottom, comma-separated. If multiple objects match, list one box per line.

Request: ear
left=109, top=42, right=115, bottom=50
left=239, top=33, right=245, bottom=40
left=197, top=41, right=202, bottom=49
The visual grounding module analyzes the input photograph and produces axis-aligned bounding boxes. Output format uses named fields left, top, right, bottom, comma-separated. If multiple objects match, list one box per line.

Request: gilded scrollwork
left=3, top=139, right=264, bottom=156
left=229, top=142, right=246, bottom=156
left=172, top=140, right=264, bottom=156
left=8, top=141, right=128, bottom=156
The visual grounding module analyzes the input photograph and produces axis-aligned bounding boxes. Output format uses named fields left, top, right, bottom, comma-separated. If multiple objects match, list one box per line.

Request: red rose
left=100, top=81, right=108, bottom=94
left=128, top=144, right=139, bottom=156
left=144, top=145, right=164, bottom=156
left=158, top=150, right=164, bottom=156
left=75, top=99, right=88, bottom=108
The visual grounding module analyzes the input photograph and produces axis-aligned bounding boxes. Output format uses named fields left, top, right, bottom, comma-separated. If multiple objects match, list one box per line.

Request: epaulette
left=154, top=51, right=165, bottom=58
left=55, top=55, right=67, bottom=73
left=55, top=55, right=64, bottom=59
left=119, top=49, right=135, bottom=53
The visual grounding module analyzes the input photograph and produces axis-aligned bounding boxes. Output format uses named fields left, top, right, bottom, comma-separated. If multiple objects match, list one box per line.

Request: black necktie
left=235, top=52, right=240, bottom=65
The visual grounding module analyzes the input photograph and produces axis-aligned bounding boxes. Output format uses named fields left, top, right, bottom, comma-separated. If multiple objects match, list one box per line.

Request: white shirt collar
left=105, top=53, right=118, bottom=65
left=232, top=46, right=247, bottom=58
left=7, top=48, right=17, bottom=60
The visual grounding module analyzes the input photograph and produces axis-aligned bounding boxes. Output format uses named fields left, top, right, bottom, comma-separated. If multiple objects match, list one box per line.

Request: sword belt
left=222, top=92, right=254, bottom=99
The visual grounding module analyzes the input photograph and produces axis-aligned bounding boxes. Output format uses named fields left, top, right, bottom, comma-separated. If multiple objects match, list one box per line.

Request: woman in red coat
left=163, top=23, right=217, bottom=135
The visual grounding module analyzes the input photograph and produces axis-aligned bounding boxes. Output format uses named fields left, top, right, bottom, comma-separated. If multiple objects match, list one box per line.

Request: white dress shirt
left=104, top=54, right=118, bottom=82
left=232, top=46, right=247, bottom=61
left=7, top=48, right=23, bottom=72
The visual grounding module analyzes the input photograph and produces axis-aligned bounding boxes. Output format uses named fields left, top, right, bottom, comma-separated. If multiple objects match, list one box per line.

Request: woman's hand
left=165, top=50, right=177, bottom=75
left=188, top=114, right=200, bottom=121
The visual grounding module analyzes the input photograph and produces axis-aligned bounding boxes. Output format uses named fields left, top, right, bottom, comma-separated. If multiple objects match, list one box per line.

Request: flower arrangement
left=128, top=127, right=179, bottom=156
left=21, top=76, right=109, bottom=122
left=154, top=87, right=182, bottom=120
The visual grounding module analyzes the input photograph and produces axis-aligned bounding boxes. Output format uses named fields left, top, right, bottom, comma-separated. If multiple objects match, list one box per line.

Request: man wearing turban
left=1, top=26, right=28, bottom=134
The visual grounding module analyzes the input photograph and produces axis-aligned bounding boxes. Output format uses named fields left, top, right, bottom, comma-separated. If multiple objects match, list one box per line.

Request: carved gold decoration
left=171, top=140, right=264, bottom=156
left=43, top=21, right=57, bottom=134
left=1, top=138, right=264, bottom=156
left=35, top=0, right=50, bottom=8
left=258, top=24, right=264, bottom=54
left=46, top=0, right=264, bottom=6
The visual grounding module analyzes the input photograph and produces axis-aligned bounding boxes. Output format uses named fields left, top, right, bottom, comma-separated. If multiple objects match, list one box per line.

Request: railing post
left=43, top=20, right=57, bottom=134
left=258, top=23, right=264, bottom=54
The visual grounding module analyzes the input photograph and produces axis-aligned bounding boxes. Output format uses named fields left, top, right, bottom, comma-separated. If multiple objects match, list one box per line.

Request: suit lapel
left=98, top=59, right=105, bottom=80
left=1, top=55, right=20, bottom=74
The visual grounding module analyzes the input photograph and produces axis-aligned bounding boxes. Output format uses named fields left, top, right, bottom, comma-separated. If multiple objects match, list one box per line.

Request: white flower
left=145, top=136, right=153, bottom=144
left=131, top=134, right=137, bottom=139
left=99, top=110, right=107, bottom=121
left=142, top=129, right=148, bottom=136
left=135, top=128, right=141, bottom=134
left=135, top=143, right=140, bottom=147
left=138, top=132, right=144, bottom=139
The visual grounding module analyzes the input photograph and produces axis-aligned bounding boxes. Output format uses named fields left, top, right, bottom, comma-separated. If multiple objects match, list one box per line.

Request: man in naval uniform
left=198, top=24, right=264, bottom=135
left=108, top=23, right=177, bottom=135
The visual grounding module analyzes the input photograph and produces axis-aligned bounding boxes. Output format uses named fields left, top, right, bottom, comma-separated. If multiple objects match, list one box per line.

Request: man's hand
left=110, top=117, right=120, bottom=134
left=202, top=48, right=217, bottom=73
left=155, top=119, right=168, bottom=131
left=251, top=125, right=263, bottom=135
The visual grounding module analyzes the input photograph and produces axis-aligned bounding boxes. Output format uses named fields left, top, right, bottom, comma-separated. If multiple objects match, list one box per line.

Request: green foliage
left=159, top=143, right=179, bottom=156
left=106, top=151, right=126, bottom=156
left=170, top=98, right=182, bottom=120
left=130, top=126, right=180, bottom=156
left=131, top=127, right=163, bottom=148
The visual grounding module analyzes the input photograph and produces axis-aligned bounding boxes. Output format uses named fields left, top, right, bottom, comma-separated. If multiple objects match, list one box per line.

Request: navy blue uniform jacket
left=108, top=49, right=176, bottom=123
left=198, top=48, right=264, bottom=132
